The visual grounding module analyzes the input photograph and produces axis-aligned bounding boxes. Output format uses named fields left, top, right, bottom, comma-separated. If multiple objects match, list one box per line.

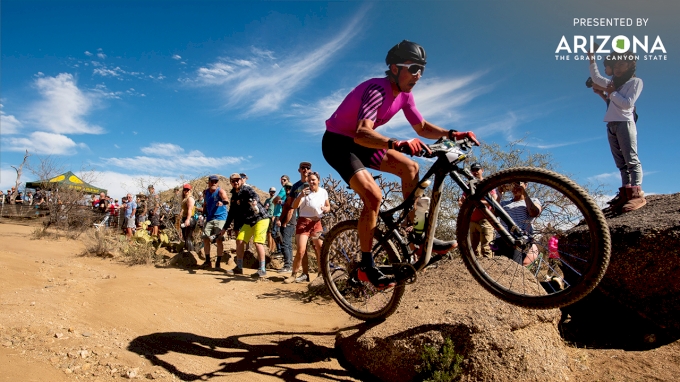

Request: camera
left=585, top=77, right=593, bottom=88
left=302, top=182, right=310, bottom=189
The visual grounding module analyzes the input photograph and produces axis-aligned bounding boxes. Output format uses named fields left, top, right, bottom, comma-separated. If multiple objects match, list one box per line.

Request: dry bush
left=120, top=239, right=158, bottom=265
left=81, top=228, right=120, bottom=258
left=30, top=223, right=59, bottom=240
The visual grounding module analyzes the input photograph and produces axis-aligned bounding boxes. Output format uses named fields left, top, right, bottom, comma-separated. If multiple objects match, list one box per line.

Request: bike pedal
left=393, top=263, right=417, bottom=285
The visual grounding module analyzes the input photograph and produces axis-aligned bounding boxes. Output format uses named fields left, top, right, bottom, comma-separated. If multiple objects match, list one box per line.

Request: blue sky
left=1, top=0, right=678, bottom=199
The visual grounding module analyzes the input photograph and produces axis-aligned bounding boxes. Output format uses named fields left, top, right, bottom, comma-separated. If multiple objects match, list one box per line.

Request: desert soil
left=1, top=221, right=679, bottom=381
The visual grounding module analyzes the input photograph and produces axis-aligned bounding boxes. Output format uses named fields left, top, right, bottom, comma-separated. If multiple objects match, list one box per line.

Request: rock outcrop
left=586, top=193, right=680, bottom=334
left=335, top=259, right=570, bottom=381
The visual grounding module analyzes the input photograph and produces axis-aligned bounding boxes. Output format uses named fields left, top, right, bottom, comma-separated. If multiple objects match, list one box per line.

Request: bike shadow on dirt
left=127, top=323, right=379, bottom=381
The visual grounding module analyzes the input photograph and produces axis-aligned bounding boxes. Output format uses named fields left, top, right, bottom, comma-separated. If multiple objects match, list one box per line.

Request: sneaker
left=252, top=269, right=267, bottom=278
left=277, top=266, right=292, bottom=273
left=283, top=272, right=298, bottom=284
left=294, top=273, right=310, bottom=283
left=198, top=261, right=212, bottom=269
left=214, top=263, right=226, bottom=272
left=226, top=267, right=244, bottom=276
left=357, top=266, right=396, bottom=289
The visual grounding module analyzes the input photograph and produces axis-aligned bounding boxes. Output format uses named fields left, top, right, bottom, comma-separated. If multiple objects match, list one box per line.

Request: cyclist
left=322, top=40, right=479, bottom=288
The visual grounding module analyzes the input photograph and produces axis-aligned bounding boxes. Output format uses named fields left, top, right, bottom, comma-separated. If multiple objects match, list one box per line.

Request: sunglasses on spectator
left=230, top=178, right=241, bottom=183
left=183, top=188, right=191, bottom=192
left=396, top=63, right=425, bottom=76
left=299, top=166, right=310, bottom=170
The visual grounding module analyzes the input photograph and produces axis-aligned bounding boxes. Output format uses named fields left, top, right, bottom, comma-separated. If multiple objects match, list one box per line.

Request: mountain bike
left=319, top=138, right=611, bottom=321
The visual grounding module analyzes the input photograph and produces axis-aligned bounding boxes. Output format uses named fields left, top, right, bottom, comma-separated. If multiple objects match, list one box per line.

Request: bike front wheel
left=456, top=167, right=611, bottom=309
left=320, top=220, right=406, bottom=321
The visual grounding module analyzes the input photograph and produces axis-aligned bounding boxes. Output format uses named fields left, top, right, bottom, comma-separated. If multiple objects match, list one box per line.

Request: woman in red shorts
left=284, top=172, right=330, bottom=284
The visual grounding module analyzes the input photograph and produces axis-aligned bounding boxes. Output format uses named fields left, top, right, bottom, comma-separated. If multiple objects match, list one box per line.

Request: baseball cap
left=239, top=172, right=247, bottom=178
left=471, top=162, right=483, bottom=170
left=269, top=187, right=276, bottom=192
left=299, top=161, right=312, bottom=169
left=208, top=174, right=219, bottom=182
left=183, top=183, right=192, bottom=190
left=284, top=181, right=293, bottom=188
left=147, top=184, right=154, bottom=189
left=229, top=173, right=241, bottom=180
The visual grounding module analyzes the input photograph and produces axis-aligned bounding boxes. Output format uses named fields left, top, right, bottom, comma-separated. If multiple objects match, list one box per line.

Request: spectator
left=135, top=194, right=147, bottom=228
left=109, top=198, right=119, bottom=228
left=0, top=190, right=5, bottom=205
left=16, top=192, right=24, bottom=204
left=264, top=186, right=278, bottom=254
left=222, top=173, right=271, bottom=278
left=147, top=185, right=161, bottom=237
left=284, top=171, right=330, bottom=284
left=272, top=175, right=291, bottom=268
left=180, top=183, right=196, bottom=252
left=123, top=193, right=137, bottom=241
left=34, top=188, right=45, bottom=206
left=588, top=51, right=645, bottom=213
left=26, top=191, right=34, bottom=205
left=200, top=175, right=229, bottom=269
left=280, top=162, right=312, bottom=278
left=494, top=182, right=542, bottom=266
left=458, top=163, right=496, bottom=258
left=239, top=173, right=248, bottom=186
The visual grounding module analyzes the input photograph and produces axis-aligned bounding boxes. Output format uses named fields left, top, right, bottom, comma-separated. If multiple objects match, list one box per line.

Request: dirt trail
left=0, top=222, right=359, bottom=381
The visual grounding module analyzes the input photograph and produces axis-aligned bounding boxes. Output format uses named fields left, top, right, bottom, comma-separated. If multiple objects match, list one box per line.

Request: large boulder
left=335, top=258, right=570, bottom=381
left=564, top=194, right=680, bottom=336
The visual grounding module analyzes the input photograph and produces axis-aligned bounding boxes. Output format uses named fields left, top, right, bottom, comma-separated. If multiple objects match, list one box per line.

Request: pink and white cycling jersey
left=325, top=77, right=424, bottom=138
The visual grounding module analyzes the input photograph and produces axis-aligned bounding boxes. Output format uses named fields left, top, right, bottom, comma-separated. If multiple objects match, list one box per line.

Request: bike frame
left=376, top=141, right=528, bottom=271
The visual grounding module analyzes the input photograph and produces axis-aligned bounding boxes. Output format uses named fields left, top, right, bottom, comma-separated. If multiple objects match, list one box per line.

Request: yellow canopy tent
left=25, top=171, right=107, bottom=195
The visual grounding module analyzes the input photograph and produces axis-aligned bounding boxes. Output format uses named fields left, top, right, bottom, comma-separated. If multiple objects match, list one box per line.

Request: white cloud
left=84, top=170, right=182, bottom=199
left=140, top=143, right=184, bottom=157
left=93, top=66, right=125, bottom=77
left=3, top=131, right=86, bottom=155
left=172, top=54, right=182, bottom=60
left=84, top=51, right=93, bottom=56
left=588, top=171, right=620, bottom=183
left=102, top=143, right=246, bottom=175
left=29, top=73, right=104, bottom=135
left=0, top=104, right=22, bottom=134
left=187, top=9, right=367, bottom=115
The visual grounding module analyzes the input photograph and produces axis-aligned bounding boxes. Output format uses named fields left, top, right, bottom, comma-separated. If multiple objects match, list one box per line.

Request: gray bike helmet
left=385, top=40, right=427, bottom=66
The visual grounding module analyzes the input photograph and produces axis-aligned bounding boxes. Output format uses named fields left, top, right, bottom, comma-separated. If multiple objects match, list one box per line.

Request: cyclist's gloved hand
left=451, top=131, right=481, bottom=146
left=395, top=138, right=431, bottom=156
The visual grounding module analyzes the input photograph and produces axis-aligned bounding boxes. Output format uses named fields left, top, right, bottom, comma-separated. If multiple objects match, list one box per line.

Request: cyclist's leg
left=348, top=170, right=383, bottom=253
left=378, top=149, right=419, bottom=197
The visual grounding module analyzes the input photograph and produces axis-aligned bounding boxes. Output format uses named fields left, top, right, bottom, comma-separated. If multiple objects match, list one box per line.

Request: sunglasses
left=299, top=166, right=310, bottom=170
left=183, top=188, right=191, bottom=192
left=230, top=178, right=241, bottom=183
left=396, top=63, right=425, bottom=76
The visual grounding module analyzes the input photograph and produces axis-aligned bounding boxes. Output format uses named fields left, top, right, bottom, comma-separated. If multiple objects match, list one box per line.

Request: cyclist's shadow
left=127, top=324, right=375, bottom=381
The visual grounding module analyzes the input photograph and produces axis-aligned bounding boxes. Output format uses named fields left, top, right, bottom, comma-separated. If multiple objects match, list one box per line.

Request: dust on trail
left=0, top=222, right=360, bottom=381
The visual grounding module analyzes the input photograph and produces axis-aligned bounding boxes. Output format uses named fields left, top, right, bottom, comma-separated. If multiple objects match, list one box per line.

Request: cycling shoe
left=357, top=266, right=397, bottom=289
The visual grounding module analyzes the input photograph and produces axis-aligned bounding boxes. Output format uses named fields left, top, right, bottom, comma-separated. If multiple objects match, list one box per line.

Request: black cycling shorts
left=322, top=131, right=387, bottom=185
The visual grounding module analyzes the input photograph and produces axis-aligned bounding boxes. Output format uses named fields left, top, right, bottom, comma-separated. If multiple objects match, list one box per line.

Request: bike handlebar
left=395, top=137, right=476, bottom=158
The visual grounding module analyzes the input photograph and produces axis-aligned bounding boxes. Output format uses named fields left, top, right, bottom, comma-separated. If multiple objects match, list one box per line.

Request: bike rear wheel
left=320, top=220, right=405, bottom=321
left=456, top=167, right=611, bottom=309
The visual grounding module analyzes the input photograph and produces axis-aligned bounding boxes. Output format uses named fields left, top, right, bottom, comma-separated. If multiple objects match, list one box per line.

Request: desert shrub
left=81, top=228, right=120, bottom=257
left=417, top=338, right=464, bottom=382
left=31, top=223, right=59, bottom=240
left=120, top=239, right=158, bottom=265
